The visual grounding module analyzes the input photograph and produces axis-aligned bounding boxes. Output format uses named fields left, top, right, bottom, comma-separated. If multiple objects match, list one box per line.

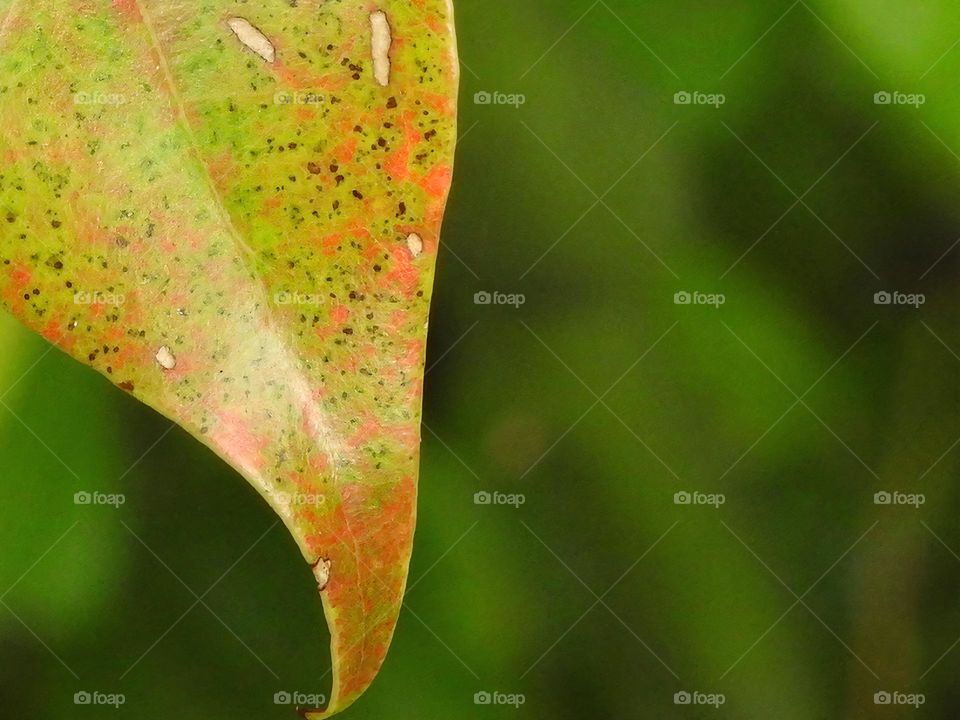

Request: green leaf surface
left=0, top=1, right=458, bottom=715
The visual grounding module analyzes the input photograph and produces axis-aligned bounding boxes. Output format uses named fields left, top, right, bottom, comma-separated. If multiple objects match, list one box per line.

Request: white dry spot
left=406, top=232, right=424, bottom=258
left=369, top=10, right=392, bottom=86
left=227, top=17, right=276, bottom=63
left=313, top=558, right=332, bottom=592
left=155, top=346, right=176, bottom=370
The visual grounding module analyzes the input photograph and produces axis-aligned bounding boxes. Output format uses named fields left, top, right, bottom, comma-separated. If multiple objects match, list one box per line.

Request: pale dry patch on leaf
left=369, top=10, right=392, bottom=86
left=406, top=233, right=423, bottom=258
left=227, top=17, right=276, bottom=63
left=155, top=346, right=176, bottom=370
left=313, top=557, right=332, bottom=591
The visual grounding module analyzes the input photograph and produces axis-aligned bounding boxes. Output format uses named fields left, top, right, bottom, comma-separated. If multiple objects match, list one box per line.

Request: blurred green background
left=3, top=0, right=960, bottom=717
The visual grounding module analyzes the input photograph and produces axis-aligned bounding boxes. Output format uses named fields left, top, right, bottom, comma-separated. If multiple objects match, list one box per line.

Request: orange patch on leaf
left=210, top=410, right=270, bottom=478
left=330, top=304, right=350, bottom=324
left=320, top=233, right=344, bottom=255
left=10, top=265, right=31, bottom=287
left=420, top=163, right=452, bottom=199
left=383, top=112, right=422, bottom=181
left=385, top=245, right=419, bottom=296
left=333, top=137, right=359, bottom=164
left=401, top=339, right=425, bottom=369
left=273, top=62, right=350, bottom=92
left=348, top=414, right=381, bottom=449
left=40, top=319, right=67, bottom=347
left=389, top=310, right=408, bottom=333
left=111, top=0, right=142, bottom=22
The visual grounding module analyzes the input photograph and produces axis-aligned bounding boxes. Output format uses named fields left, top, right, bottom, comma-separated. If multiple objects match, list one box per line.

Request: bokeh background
left=3, top=0, right=960, bottom=717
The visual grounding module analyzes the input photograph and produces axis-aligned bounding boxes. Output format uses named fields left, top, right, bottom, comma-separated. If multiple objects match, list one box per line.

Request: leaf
left=0, top=0, right=458, bottom=715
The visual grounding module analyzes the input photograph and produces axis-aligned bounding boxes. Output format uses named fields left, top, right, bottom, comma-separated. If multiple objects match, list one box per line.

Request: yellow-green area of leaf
left=0, top=0, right=459, bottom=715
